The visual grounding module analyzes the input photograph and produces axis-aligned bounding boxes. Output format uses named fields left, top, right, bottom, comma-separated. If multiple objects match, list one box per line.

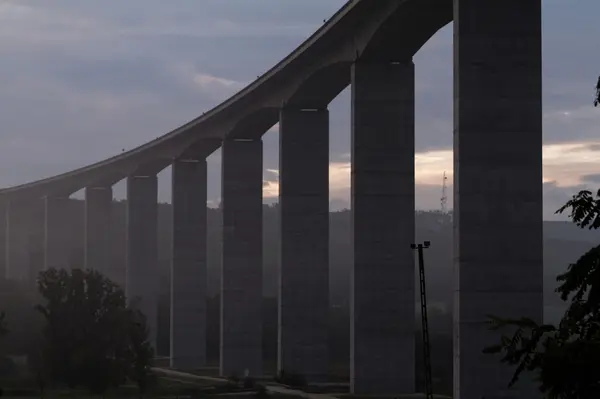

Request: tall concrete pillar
left=170, top=156, right=208, bottom=370
left=27, top=202, right=44, bottom=284
left=5, top=200, right=42, bottom=281
left=126, top=174, right=159, bottom=348
left=454, top=2, right=543, bottom=399
left=278, top=107, right=329, bottom=381
left=0, top=203, right=7, bottom=279
left=44, top=196, right=72, bottom=270
left=220, top=138, right=263, bottom=377
left=4, top=202, right=11, bottom=280
left=6, top=201, right=28, bottom=280
left=350, top=61, right=415, bottom=394
left=84, top=186, right=113, bottom=278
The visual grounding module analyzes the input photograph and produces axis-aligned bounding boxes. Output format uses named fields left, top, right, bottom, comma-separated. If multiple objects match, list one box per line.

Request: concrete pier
left=220, top=138, right=263, bottom=377
left=84, top=186, right=113, bottom=278
left=350, top=61, right=415, bottom=394
left=0, top=203, right=7, bottom=279
left=453, top=1, right=543, bottom=399
left=278, top=107, right=329, bottom=381
left=6, top=201, right=38, bottom=280
left=44, top=196, right=72, bottom=270
left=126, top=174, right=159, bottom=348
left=171, top=156, right=208, bottom=370
left=26, top=203, right=44, bottom=284
left=4, top=201, right=18, bottom=280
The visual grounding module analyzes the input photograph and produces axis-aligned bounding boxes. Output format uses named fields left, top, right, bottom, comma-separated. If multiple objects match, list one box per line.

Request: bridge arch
left=226, top=107, right=280, bottom=140
left=359, top=0, right=452, bottom=61
left=285, top=61, right=351, bottom=109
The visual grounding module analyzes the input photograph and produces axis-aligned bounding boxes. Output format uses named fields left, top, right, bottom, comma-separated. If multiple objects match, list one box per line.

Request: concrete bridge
left=0, top=0, right=542, bottom=398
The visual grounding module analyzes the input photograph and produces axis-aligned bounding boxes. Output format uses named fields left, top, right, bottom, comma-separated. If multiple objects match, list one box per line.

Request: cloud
left=191, top=72, right=245, bottom=101
left=257, top=140, right=600, bottom=218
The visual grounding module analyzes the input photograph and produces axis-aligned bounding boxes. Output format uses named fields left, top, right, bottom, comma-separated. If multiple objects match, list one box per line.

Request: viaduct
left=0, top=1, right=543, bottom=398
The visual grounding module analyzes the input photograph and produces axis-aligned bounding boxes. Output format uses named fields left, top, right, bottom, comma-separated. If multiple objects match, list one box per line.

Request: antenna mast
left=440, top=171, right=448, bottom=215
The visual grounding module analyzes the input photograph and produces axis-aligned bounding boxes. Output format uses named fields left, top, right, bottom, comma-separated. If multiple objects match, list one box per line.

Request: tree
left=595, top=76, right=600, bottom=107
left=27, top=333, right=49, bottom=398
left=34, top=268, right=153, bottom=396
left=125, top=300, right=155, bottom=398
left=0, top=279, right=39, bottom=356
left=484, top=189, right=600, bottom=399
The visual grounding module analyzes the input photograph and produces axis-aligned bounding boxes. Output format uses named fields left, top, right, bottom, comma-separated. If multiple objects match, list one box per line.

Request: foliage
left=484, top=189, right=600, bottom=399
left=0, top=279, right=40, bottom=357
left=595, top=76, right=600, bottom=107
left=26, top=333, right=49, bottom=397
left=125, top=301, right=156, bottom=397
left=34, top=268, right=154, bottom=396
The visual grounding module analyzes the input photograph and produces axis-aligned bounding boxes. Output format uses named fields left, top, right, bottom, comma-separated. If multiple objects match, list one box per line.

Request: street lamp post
left=411, top=241, right=433, bottom=399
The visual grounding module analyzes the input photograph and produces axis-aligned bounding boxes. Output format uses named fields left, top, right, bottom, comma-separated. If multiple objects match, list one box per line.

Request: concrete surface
left=278, top=107, right=330, bottom=381
left=43, top=195, right=72, bottom=270
left=453, top=1, right=543, bottom=398
left=350, top=60, right=416, bottom=395
left=170, top=157, right=209, bottom=369
left=220, top=138, right=264, bottom=377
left=126, top=174, right=159, bottom=349
left=84, top=186, right=113, bottom=277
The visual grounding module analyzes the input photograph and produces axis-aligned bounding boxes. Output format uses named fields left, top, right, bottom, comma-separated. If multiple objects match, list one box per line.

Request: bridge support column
left=170, top=156, right=208, bottom=370
left=127, top=174, right=159, bottom=349
left=4, top=202, right=19, bottom=280
left=6, top=201, right=39, bottom=280
left=84, top=186, right=113, bottom=277
left=454, top=2, right=543, bottom=399
left=350, top=60, right=415, bottom=394
left=220, top=138, right=263, bottom=377
left=278, top=107, right=329, bottom=381
left=44, top=196, right=72, bottom=270
left=27, top=202, right=44, bottom=285
left=0, top=203, right=7, bottom=279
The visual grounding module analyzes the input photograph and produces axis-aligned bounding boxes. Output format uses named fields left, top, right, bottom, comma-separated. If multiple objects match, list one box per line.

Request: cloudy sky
left=0, top=0, right=598, bottom=220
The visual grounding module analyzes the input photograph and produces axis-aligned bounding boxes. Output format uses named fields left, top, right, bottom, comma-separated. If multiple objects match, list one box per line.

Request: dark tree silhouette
left=125, top=299, right=155, bottom=398
left=595, top=76, right=600, bottom=107
left=34, top=268, right=154, bottom=396
left=484, top=189, right=600, bottom=399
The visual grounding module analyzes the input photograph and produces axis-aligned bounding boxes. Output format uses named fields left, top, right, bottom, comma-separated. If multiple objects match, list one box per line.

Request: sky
left=0, top=0, right=599, bottom=220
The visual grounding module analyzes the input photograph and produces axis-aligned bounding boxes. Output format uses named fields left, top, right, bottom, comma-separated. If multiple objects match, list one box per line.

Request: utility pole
left=411, top=241, right=433, bottom=399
